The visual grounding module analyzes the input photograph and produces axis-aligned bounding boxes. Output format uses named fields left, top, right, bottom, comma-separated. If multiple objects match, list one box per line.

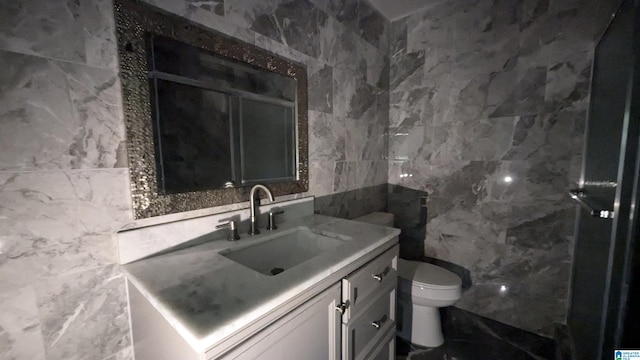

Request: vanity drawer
left=366, top=326, right=395, bottom=360
left=342, top=285, right=396, bottom=360
left=342, top=245, right=398, bottom=320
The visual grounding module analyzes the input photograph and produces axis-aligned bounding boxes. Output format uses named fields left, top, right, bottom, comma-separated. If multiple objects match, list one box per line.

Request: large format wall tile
left=357, top=0, right=388, bottom=50
left=0, top=0, right=390, bottom=358
left=319, top=17, right=364, bottom=79
left=36, top=265, right=130, bottom=360
left=0, top=0, right=120, bottom=69
left=0, top=286, right=46, bottom=360
left=0, top=169, right=131, bottom=291
left=0, top=51, right=126, bottom=171
left=314, top=184, right=387, bottom=220
left=0, top=0, right=86, bottom=64
left=309, top=111, right=346, bottom=162
left=404, top=1, right=458, bottom=55
left=387, top=0, right=614, bottom=336
left=225, top=0, right=326, bottom=58
left=308, top=62, right=334, bottom=113
left=324, top=0, right=360, bottom=33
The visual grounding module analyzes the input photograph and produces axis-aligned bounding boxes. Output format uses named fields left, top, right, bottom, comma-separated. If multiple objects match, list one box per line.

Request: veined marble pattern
left=376, top=90, right=390, bottom=129
left=0, top=0, right=117, bottom=68
left=308, top=62, right=334, bottom=114
left=0, top=169, right=131, bottom=359
left=0, top=0, right=390, bottom=359
left=345, top=118, right=386, bottom=161
left=36, top=265, right=130, bottom=360
left=319, top=17, right=365, bottom=80
left=389, top=87, right=434, bottom=128
left=0, top=50, right=126, bottom=171
left=356, top=0, right=388, bottom=50
left=389, top=20, right=407, bottom=58
left=225, top=0, right=327, bottom=58
left=82, top=0, right=119, bottom=69
left=0, top=287, right=46, bottom=360
left=0, top=169, right=131, bottom=291
left=387, top=0, right=613, bottom=336
left=404, top=0, right=458, bottom=55
left=186, top=0, right=224, bottom=17
left=332, top=159, right=386, bottom=194
left=309, top=160, right=335, bottom=197
left=324, top=0, right=360, bottom=33
left=104, top=346, right=134, bottom=360
left=314, top=184, right=387, bottom=220
left=348, top=78, right=378, bottom=121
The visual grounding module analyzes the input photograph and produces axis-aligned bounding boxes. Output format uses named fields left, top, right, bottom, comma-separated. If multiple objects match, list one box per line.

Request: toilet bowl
left=397, top=259, right=461, bottom=347
left=352, top=212, right=462, bottom=348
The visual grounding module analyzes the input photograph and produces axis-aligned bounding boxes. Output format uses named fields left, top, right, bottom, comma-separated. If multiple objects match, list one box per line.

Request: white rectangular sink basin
left=220, top=227, right=346, bottom=276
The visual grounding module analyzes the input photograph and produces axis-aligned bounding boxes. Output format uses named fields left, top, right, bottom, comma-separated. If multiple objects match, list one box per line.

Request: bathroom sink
left=220, top=227, right=346, bottom=275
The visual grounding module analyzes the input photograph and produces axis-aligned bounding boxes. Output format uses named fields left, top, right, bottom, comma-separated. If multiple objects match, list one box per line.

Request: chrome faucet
left=248, top=184, right=274, bottom=235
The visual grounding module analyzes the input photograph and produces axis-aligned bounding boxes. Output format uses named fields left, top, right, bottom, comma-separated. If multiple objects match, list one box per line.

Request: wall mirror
left=114, top=0, right=308, bottom=219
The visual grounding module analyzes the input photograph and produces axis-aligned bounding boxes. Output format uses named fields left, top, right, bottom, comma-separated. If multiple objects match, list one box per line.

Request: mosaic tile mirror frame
left=114, top=0, right=309, bottom=219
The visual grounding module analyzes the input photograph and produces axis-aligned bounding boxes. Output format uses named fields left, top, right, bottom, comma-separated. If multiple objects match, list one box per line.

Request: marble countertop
left=122, top=214, right=400, bottom=353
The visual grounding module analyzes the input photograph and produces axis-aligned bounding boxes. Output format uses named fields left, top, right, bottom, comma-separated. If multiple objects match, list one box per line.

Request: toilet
left=353, top=212, right=462, bottom=348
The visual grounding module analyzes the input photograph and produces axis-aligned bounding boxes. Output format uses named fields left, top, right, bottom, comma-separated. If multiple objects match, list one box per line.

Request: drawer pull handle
left=335, top=301, right=349, bottom=314
left=370, top=314, right=387, bottom=329
left=372, top=267, right=389, bottom=282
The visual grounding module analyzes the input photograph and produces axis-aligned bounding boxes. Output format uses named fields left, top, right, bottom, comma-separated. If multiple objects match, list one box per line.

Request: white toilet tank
left=352, top=212, right=395, bottom=227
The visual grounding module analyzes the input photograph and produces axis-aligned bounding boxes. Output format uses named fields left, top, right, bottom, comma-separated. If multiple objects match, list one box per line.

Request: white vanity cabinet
left=341, top=246, right=397, bottom=360
left=219, top=283, right=342, bottom=360
left=125, top=224, right=400, bottom=360
left=220, top=245, right=399, bottom=360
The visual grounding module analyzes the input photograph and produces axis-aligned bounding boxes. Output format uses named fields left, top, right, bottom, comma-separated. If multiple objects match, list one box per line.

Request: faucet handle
left=216, top=220, right=240, bottom=241
left=266, top=209, right=285, bottom=231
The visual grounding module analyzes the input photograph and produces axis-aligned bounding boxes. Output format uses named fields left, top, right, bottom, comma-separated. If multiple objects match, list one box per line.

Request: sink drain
left=270, top=267, right=285, bottom=275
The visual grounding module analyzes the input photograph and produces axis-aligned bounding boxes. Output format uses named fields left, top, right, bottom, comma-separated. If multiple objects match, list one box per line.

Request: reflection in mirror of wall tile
left=0, top=0, right=85, bottom=63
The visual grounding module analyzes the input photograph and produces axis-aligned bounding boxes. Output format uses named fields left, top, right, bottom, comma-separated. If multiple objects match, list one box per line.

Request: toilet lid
left=398, top=259, right=461, bottom=289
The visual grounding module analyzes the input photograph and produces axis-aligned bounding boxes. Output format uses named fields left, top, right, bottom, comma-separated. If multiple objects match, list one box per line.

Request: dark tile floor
left=396, top=308, right=557, bottom=360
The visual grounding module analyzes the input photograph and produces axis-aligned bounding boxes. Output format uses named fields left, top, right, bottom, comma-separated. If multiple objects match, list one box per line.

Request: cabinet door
left=219, top=283, right=341, bottom=360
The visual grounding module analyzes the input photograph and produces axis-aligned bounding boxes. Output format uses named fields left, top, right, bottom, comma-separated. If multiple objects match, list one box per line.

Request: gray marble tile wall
left=0, top=0, right=389, bottom=358
left=314, top=183, right=387, bottom=219
left=387, top=0, right=620, bottom=337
